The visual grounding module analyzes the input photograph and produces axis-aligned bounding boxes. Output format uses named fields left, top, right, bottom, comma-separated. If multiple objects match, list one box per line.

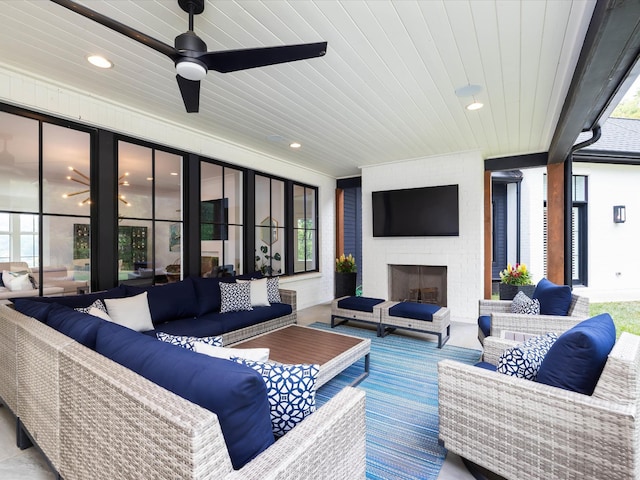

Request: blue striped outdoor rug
left=312, top=322, right=482, bottom=480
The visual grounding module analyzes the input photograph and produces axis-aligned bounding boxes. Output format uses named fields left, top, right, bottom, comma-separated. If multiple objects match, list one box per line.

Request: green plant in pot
left=335, top=253, right=357, bottom=298
left=255, top=245, right=281, bottom=275
left=498, top=262, right=534, bottom=300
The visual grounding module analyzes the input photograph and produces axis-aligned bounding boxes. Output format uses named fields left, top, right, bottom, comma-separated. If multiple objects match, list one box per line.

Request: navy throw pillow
left=95, top=321, right=274, bottom=469
left=125, top=278, right=198, bottom=325
left=532, top=278, right=572, bottom=316
left=536, top=314, right=616, bottom=395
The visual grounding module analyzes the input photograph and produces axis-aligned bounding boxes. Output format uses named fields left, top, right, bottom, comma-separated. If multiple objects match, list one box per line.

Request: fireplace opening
left=388, top=265, right=447, bottom=306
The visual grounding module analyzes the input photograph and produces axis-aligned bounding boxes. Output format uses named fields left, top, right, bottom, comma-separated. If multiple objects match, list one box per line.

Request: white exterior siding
left=361, top=151, right=484, bottom=323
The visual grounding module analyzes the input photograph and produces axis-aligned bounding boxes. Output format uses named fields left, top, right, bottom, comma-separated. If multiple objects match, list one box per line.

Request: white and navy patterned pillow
left=75, top=299, right=112, bottom=321
left=234, top=359, right=319, bottom=437
left=266, top=277, right=281, bottom=303
left=156, top=332, right=223, bottom=351
left=219, top=281, right=253, bottom=313
left=510, top=291, right=541, bottom=315
left=497, top=332, right=558, bottom=380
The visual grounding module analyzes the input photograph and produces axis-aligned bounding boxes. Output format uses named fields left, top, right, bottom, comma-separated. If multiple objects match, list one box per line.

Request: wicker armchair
left=478, top=293, right=589, bottom=345
left=438, top=331, right=640, bottom=479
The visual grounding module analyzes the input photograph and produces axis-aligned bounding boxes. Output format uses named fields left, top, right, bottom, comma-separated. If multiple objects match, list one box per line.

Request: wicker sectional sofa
left=0, top=278, right=367, bottom=479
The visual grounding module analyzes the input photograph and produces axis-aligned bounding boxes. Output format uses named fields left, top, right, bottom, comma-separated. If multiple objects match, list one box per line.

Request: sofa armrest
left=278, top=288, right=297, bottom=311
left=478, top=299, right=511, bottom=315
left=481, top=336, right=518, bottom=364
left=228, top=387, right=366, bottom=480
left=438, top=359, right=638, bottom=479
left=488, top=311, right=585, bottom=338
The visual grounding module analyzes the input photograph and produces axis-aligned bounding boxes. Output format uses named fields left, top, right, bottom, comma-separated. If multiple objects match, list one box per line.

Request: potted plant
left=335, top=253, right=357, bottom=298
left=498, top=262, right=535, bottom=300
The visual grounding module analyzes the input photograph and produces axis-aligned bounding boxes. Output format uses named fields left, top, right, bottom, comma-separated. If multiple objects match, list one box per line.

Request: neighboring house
left=495, top=117, right=640, bottom=302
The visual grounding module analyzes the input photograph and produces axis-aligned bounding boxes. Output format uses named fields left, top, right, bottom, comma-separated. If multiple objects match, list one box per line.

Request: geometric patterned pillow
left=156, top=332, right=223, bottom=351
left=266, top=277, right=281, bottom=304
left=74, top=299, right=112, bottom=321
left=510, top=291, right=541, bottom=315
left=497, top=332, right=558, bottom=380
left=233, top=358, right=319, bottom=437
left=219, top=281, right=253, bottom=313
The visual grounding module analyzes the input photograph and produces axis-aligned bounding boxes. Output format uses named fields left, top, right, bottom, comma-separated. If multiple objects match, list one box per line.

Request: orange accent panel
left=546, top=163, right=564, bottom=284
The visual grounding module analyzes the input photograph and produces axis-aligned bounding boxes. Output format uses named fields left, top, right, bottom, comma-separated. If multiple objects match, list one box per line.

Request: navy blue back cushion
left=12, top=298, right=54, bottom=323
left=22, top=286, right=127, bottom=309
left=235, top=271, right=264, bottom=281
left=536, top=314, right=616, bottom=395
left=46, top=303, right=105, bottom=349
left=95, top=321, right=274, bottom=469
left=478, top=315, right=491, bottom=338
left=124, top=278, right=198, bottom=325
left=191, top=276, right=235, bottom=315
left=532, top=278, right=572, bottom=316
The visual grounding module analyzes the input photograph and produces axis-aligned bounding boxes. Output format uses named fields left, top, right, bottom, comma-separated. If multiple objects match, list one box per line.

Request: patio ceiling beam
left=548, top=0, right=640, bottom=165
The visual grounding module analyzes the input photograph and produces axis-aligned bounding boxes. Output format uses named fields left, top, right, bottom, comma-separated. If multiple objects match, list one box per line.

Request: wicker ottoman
left=331, top=296, right=386, bottom=336
left=377, top=301, right=451, bottom=348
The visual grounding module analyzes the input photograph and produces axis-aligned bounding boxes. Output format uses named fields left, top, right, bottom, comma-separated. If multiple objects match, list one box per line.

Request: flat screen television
left=201, top=198, right=228, bottom=240
left=372, top=185, right=459, bottom=237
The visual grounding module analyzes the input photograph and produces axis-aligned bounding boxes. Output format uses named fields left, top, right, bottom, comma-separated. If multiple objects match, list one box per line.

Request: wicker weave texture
left=330, top=296, right=382, bottom=326
left=0, top=305, right=19, bottom=411
left=224, top=288, right=297, bottom=345
left=16, top=315, right=74, bottom=470
left=378, top=302, right=450, bottom=346
left=59, top=343, right=231, bottom=480
left=316, top=336, right=371, bottom=388
left=438, top=332, right=640, bottom=479
left=227, top=387, right=366, bottom=480
left=479, top=294, right=590, bottom=341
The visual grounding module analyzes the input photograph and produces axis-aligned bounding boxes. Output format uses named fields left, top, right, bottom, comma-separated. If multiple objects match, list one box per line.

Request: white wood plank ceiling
left=0, top=0, right=596, bottom=177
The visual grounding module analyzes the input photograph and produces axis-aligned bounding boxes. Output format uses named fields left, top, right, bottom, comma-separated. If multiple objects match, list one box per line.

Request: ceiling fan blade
left=176, top=75, right=200, bottom=113
left=50, top=0, right=179, bottom=60
left=200, top=42, right=328, bottom=73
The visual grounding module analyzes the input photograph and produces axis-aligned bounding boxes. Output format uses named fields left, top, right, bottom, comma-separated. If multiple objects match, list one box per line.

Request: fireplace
left=388, top=265, right=447, bottom=306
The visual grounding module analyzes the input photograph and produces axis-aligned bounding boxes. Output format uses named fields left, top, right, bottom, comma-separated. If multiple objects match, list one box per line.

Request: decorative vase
left=499, top=283, right=536, bottom=300
left=335, top=272, right=357, bottom=298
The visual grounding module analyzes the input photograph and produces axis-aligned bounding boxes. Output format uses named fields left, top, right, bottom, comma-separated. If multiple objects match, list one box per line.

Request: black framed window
left=293, top=183, right=318, bottom=273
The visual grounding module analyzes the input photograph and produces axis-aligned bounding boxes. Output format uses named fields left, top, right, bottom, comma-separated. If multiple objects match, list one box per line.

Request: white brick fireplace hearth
left=361, top=151, right=484, bottom=323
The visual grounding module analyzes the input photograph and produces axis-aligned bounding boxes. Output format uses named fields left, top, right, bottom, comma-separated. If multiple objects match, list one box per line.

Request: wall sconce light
left=613, top=205, right=626, bottom=223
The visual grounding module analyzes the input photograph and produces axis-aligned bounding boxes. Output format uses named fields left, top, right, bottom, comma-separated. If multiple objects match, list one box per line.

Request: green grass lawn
left=590, top=301, right=640, bottom=336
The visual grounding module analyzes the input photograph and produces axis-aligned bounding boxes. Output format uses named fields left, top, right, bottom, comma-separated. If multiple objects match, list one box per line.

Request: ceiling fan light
left=466, top=101, right=484, bottom=111
left=176, top=59, right=207, bottom=81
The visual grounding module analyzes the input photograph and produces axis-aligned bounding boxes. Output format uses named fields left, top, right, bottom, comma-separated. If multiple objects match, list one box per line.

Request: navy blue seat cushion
left=95, top=321, right=274, bottom=469
left=478, top=315, right=491, bottom=338
left=532, top=278, right=572, bottom=316
left=388, top=302, right=440, bottom=321
left=536, top=314, right=616, bottom=395
left=474, top=361, right=497, bottom=372
left=191, top=276, right=235, bottom=316
left=337, top=296, right=385, bottom=312
left=198, top=303, right=293, bottom=334
left=46, top=303, right=106, bottom=349
left=12, top=298, right=54, bottom=323
left=124, top=278, right=199, bottom=325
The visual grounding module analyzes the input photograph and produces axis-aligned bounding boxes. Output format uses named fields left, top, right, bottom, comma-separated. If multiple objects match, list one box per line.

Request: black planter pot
left=335, top=272, right=357, bottom=298
left=499, top=283, right=536, bottom=301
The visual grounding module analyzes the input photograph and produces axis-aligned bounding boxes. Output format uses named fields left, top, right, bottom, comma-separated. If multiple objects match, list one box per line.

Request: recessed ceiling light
left=466, top=102, right=484, bottom=111
left=170, top=172, right=178, bottom=176
left=146, top=177, right=154, bottom=181
left=87, top=55, right=113, bottom=69
left=289, top=142, right=302, bottom=149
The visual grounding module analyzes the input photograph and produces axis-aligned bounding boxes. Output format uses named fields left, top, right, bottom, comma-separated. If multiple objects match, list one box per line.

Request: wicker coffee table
left=232, top=325, right=370, bottom=387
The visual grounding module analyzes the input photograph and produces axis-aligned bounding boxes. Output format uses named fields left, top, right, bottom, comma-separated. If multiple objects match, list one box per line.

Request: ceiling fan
left=50, top=0, right=328, bottom=113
